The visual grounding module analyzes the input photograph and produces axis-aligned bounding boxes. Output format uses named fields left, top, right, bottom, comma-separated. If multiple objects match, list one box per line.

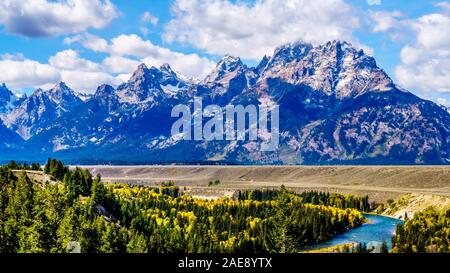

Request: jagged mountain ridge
left=0, top=83, right=24, bottom=114
left=1, top=40, right=449, bottom=164
left=258, top=41, right=396, bottom=98
left=1, top=82, right=83, bottom=140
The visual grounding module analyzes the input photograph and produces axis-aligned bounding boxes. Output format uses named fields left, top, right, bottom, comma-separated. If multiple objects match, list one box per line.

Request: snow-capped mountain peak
left=46, top=81, right=81, bottom=104
left=95, top=84, right=116, bottom=97
left=198, top=55, right=258, bottom=102
left=93, top=84, right=119, bottom=111
left=0, top=40, right=448, bottom=165
left=218, top=55, right=243, bottom=71
left=159, top=63, right=176, bottom=76
left=203, top=55, right=246, bottom=84
left=256, top=55, right=270, bottom=73
left=159, top=63, right=186, bottom=84
left=115, top=63, right=190, bottom=104
left=52, top=81, right=72, bottom=92
left=128, top=63, right=150, bottom=83
left=1, top=83, right=82, bottom=140
left=259, top=40, right=395, bottom=98
left=320, top=40, right=352, bottom=51
left=159, top=63, right=194, bottom=84
left=269, top=41, right=313, bottom=66
left=0, top=83, right=19, bottom=114
left=0, top=83, right=11, bottom=94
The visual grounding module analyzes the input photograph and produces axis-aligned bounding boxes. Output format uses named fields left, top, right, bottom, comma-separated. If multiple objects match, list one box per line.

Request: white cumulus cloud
left=0, top=49, right=133, bottom=93
left=48, top=49, right=124, bottom=92
left=370, top=11, right=404, bottom=33
left=140, top=11, right=159, bottom=36
left=49, top=50, right=101, bottom=72
left=141, top=11, right=159, bottom=26
left=102, top=56, right=141, bottom=74
left=3, top=31, right=218, bottom=93
left=163, top=0, right=364, bottom=60
left=64, top=33, right=109, bottom=52
left=437, top=97, right=450, bottom=107
left=68, top=33, right=216, bottom=79
left=395, top=9, right=450, bottom=94
left=59, top=70, right=120, bottom=92
left=0, top=57, right=60, bottom=89
left=0, top=0, right=118, bottom=37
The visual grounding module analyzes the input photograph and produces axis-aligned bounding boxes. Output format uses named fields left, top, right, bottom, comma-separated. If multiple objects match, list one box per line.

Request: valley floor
left=81, top=165, right=450, bottom=205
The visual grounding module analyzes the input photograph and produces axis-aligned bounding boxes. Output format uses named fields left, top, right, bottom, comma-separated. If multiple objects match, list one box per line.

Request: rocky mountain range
left=2, top=82, right=82, bottom=140
left=0, top=40, right=449, bottom=164
left=0, top=83, right=23, bottom=114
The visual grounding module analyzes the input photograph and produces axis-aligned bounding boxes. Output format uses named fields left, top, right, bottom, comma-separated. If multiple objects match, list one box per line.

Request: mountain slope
left=216, top=41, right=449, bottom=164
left=258, top=41, right=395, bottom=98
left=26, top=64, right=191, bottom=153
left=0, top=83, right=22, bottom=114
left=0, top=121, right=22, bottom=149
left=3, top=40, right=450, bottom=164
left=198, top=55, right=258, bottom=104
left=2, top=82, right=82, bottom=140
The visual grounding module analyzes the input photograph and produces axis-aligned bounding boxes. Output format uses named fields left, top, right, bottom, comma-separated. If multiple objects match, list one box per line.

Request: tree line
left=0, top=159, right=366, bottom=253
left=238, top=188, right=374, bottom=212
left=3, top=160, right=41, bottom=171
left=391, top=207, right=450, bottom=253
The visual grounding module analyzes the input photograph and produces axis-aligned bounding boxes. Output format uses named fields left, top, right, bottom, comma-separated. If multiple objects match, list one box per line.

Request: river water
left=306, top=214, right=404, bottom=251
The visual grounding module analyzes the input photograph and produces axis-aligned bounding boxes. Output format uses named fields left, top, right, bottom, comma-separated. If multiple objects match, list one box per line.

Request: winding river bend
left=306, top=214, right=404, bottom=251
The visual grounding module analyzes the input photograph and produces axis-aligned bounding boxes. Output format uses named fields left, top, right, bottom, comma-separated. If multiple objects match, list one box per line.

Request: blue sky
left=0, top=0, right=449, bottom=106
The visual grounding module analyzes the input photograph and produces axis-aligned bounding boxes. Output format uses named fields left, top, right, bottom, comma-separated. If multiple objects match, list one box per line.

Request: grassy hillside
left=83, top=165, right=450, bottom=203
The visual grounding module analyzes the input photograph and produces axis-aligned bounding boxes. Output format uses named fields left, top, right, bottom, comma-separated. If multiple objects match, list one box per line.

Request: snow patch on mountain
left=0, top=40, right=448, bottom=164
